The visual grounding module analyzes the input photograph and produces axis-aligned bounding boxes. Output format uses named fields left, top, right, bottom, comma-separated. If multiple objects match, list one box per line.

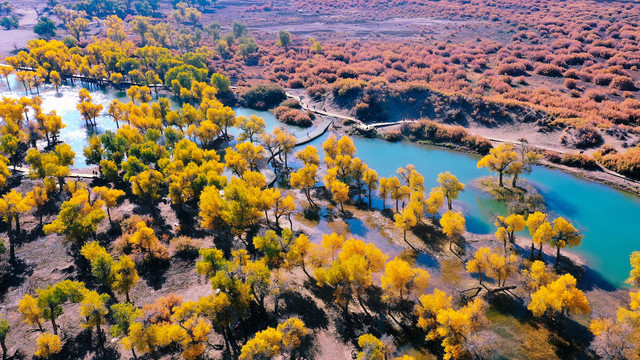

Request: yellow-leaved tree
left=239, top=317, right=308, bottom=360
left=357, top=334, right=385, bottom=360
left=43, top=187, right=105, bottom=247
left=437, top=171, right=465, bottom=210
left=528, top=273, right=590, bottom=318
left=93, top=186, right=125, bottom=225
left=0, top=189, right=34, bottom=262
left=394, top=204, right=417, bottom=245
left=35, top=332, right=62, bottom=358
left=315, top=237, right=387, bottom=316
left=440, top=211, right=466, bottom=253
left=381, top=258, right=430, bottom=307
left=494, top=214, right=525, bottom=253
left=465, top=247, right=519, bottom=288
left=416, top=289, right=488, bottom=360
left=477, top=143, right=518, bottom=187
left=550, top=217, right=582, bottom=268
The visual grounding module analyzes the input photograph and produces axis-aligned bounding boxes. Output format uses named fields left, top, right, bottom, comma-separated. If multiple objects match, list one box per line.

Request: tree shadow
left=170, top=203, right=210, bottom=238
left=547, top=316, right=593, bottom=359
left=302, top=206, right=321, bottom=222
left=304, top=278, right=341, bottom=314
left=512, top=242, right=616, bottom=292
left=0, top=256, right=34, bottom=300
left=138, top=257, right=170, bottom=290
left=58, top=328, right=120, bottom=360
left=411, top=222, right=447, bottom=253
left=279, top=291, right=329, bottom=330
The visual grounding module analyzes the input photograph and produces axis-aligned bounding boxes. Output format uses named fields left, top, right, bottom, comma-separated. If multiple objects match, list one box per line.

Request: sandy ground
left=0, top=8, right=41, bottom=57
left=250, top=17, right=478, bottom=39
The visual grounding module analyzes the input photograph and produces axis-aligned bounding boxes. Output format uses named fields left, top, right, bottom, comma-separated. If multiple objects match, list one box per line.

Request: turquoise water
left=305, top=133, right=640, bottom=288
left=3, top=78, right=639, bottom=288
left=232, top=107, right=309, bottom=138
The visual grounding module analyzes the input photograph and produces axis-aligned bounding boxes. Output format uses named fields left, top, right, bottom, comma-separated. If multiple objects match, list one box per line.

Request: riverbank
left=280, top=87, right=640, bottom=198
left=368, top=123, right=640, bottom=197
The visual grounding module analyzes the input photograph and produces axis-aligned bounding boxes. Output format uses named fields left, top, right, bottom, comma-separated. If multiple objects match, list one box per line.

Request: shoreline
left=5, top=71, right=638, bottom=199
left=365, top=126, right=640, bottom=198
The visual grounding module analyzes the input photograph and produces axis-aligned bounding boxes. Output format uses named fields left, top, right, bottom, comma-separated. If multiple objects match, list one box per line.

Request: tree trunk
left=96, top=323, right=103, bottom=346
left=538, top=243, right=543, bottom=259
left=499, top=172, right=504, bottom=187
left=8, top=233, right=15, bottom=264
left=512, top=173, right=519, bottom=188
left=1, top=341, right=6, bottom=360
left=368, top=188, right=372, bottom=209
left=555, top=246, right=561, bottom=268
left=51, top=316, right=58, bottom=334
left=58, top=177, right=65, bottom=192
left=301, top=262, right=311, bottom=280
left=357, top=296, right=370, bottom=317
left=530, top=241, right=535, bottom=260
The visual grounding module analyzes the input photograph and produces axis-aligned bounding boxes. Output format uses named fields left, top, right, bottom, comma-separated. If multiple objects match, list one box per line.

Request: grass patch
left=474, top=176, right=546, bottom=214
left=440, top=258, right=463, bottom=286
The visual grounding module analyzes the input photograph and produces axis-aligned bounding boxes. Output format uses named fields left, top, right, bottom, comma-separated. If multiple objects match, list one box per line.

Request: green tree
left=277, top=30, right=291, bottom=48
left=33, top=17, right=57, bottom=39
left=36, top=280, right=87, bottom=334
left=0, top=16, right=17, bottom=30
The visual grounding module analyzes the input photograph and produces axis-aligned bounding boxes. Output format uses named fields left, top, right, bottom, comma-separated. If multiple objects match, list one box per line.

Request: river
left=1, top=78, right=639, bottom=287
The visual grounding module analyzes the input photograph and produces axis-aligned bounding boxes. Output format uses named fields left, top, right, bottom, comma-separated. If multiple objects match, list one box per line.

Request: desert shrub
left=400, top=120, right=492, bottom=154
left=610, top=76, right=636, bottom=91
left=243, top=83, right=287, bottom=110
left=596, top=146, right=640, bottom=179
left=384, top=130, right=402, bottom=142
left=273, top=106, right=313, bottom=127
left=564, top=126, right=604, bottom=149
left=332, top=78, right=365, bottom=98
left=0, top=16, right=18, bottom=30
left=170, top=236, right=200, bottom=259
left=545, top=151, right=599, bottom=170
left=280, top=98, right=302, bottom=109
left=288, top=77, right=304, bottom=88
left=464, top=134, right=493, bottom=154
left=563, top=69, right=580, bottom=79
left=306, top=84, right=327, bottom=100
left=354, top=101, right=388, bottom=122
left=496, top=62, right=527, bottom=76
left=585, top=89, right=606, bottom=102
left=593, top=144, right=618, bottom=161
left=594, top=73, right=615, bottom=86
left=564, top=78, right=578, bottom=89
left=534, top=63, right=564, bottom=77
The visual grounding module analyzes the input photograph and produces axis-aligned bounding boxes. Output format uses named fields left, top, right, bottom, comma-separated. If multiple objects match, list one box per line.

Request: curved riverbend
left=2, top=79, right=639, bottom=287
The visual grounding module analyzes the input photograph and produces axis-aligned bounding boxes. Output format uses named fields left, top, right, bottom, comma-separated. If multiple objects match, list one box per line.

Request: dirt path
left=12, top=166, right=97, bottom=178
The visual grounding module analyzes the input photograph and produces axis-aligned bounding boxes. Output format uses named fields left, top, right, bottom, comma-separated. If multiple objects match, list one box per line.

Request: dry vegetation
left=1, top=0, right=640, bottom=359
